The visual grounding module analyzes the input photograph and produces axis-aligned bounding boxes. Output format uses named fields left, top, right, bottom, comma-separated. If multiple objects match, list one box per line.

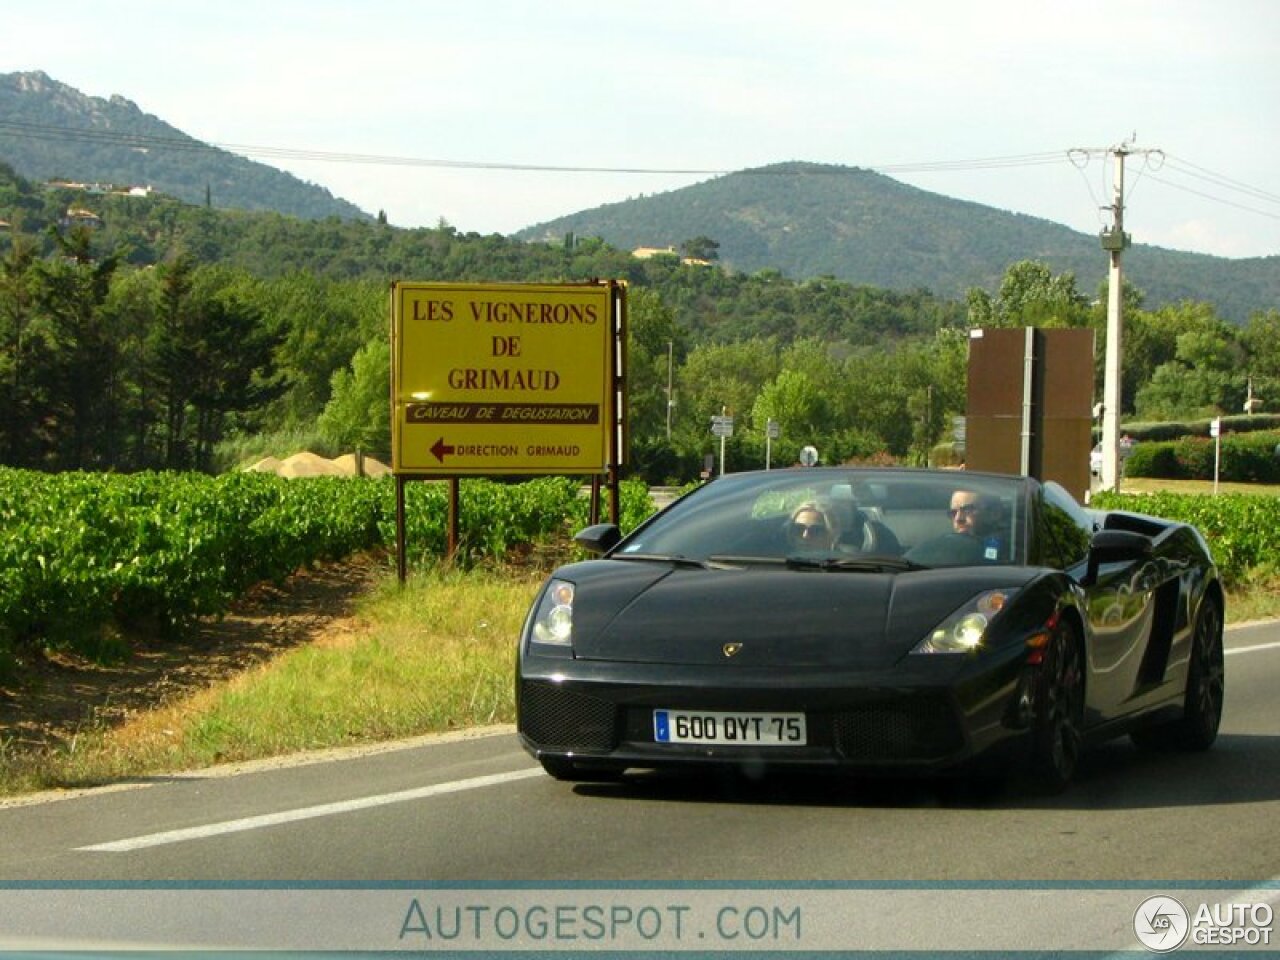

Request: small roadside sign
left=710, top=415, right=734, bottom=437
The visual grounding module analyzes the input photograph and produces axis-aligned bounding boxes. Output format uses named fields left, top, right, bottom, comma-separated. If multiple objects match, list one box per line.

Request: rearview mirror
left=574, top=523, right=622, bottom=555
left=1085, top=528, right=1152, bottom=584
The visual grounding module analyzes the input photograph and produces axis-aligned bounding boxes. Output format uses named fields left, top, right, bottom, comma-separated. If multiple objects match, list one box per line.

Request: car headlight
left=531, top=578, right=575, bottom=646
left=912, top=589, right=1014, bottom=654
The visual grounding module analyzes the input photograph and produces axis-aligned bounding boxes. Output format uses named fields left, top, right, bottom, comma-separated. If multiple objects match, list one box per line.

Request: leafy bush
left=0, top=469, right=404, bottom=666
left=1125, top=431, right=1280, bottom=483
left=1124, top=443, right=1182, bottom=478
left=1091, top=490, right=1280, bottom=586
left=0, top=468, right=832, bottom=674
left=1219, top=431, right=1280, bottom=482
left=385, top=475, right=660, bottom=569
left=1120, top=414, right=1280, bottom=444
left=0, top=465, right=1270, bottom=676
left=385, top=477, right=582, bottom=568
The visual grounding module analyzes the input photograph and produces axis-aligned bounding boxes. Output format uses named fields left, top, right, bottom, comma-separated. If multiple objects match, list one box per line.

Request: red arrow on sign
left=430, top=438, right=455, bottom=463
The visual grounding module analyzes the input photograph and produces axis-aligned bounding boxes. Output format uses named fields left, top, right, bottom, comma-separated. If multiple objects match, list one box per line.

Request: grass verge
left=1224, top=576, right=1280, bottom=624
left=0, top=564, right=543, bottom=797
left=1119, top=477, right=1280, bottom=497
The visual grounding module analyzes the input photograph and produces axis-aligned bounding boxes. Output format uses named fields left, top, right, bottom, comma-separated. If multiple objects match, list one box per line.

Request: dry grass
left=118, top=568, right=536, bottom=761
left=0, top=564, right=543, bottom=796
left=1225, top=576, right=1280, bottom=624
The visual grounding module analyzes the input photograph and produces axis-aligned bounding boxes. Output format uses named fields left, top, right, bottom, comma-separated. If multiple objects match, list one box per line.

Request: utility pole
left=1089, top=138, right=1158, bottom=492
left=719, top=405, right=728, bottom=476
left=925, top=384, right=933, bottom=467
left=1244, top=376, right=1263, bottom=414
left=1099, top=142, right=1130, bottom=493
left=665, top=340, right=674, bottom=441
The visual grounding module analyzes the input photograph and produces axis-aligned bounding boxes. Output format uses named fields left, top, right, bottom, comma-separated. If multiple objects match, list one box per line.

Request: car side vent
left=519, top=681, right=619, bottom=750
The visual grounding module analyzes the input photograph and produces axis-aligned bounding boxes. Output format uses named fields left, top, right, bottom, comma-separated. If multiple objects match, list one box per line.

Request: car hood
left=567, top=562, right=1025, bottom=669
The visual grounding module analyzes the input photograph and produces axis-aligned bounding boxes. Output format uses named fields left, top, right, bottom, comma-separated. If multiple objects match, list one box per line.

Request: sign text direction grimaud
left=391, top=282, right=619, bottom=476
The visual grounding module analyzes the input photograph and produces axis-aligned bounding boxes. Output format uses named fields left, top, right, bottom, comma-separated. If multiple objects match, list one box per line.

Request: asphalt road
left=1, top=621, right=1277, bottom=887
left=1, top=621, right=1277, bottom=952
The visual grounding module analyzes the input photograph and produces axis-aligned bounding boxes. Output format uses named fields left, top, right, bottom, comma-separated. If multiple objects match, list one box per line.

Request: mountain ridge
left=516, top=161, right=1279, bottom=321
left=2, top=71, right=1276, bottom=320
left=0, top=70, right=369, bottom=222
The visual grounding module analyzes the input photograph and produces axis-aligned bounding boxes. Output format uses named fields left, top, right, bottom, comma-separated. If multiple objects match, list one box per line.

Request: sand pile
left=332, top=453, right=392, bottom=477
left=242, top=452, right=392, bottom=478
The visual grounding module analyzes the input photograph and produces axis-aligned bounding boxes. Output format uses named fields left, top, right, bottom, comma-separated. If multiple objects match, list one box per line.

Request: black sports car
left=516, top=468, right=1224, bottom=791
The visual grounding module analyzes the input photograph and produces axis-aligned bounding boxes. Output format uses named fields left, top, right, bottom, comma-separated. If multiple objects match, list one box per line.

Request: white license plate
left=653, top=710, right=807, bottom=746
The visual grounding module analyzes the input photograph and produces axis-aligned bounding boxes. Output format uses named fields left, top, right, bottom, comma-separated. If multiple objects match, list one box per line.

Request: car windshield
left=616, top=468, right=1026, bottom=569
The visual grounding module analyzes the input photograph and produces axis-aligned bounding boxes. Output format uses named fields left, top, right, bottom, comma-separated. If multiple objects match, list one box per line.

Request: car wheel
left=539, top=756, right=625, bottom=782
left=1131, top=598, right=1224, bottom=752
left=1031, top=621, right=1084, bottom=793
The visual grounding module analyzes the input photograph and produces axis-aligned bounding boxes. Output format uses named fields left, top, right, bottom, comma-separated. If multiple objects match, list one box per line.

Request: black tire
left=1031, top=621, right=1085, bottom=793
left=1131, top=598, right=1224, bottom=752
left=539, top=756, right=624, bottom=782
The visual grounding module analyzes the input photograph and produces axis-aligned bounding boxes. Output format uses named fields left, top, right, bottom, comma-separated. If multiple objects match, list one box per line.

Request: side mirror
left=1085, top=528, right=1152, bottom=584
left=573, top=523, right=622, bottom=556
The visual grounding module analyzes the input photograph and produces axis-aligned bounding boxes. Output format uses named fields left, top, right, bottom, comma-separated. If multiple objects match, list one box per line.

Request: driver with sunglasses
left=948, top=490, right=999, bottom=538
left=905, top=488, right=1007, bottom=565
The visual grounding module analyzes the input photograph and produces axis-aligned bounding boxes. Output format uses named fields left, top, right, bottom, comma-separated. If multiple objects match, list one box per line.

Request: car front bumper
left=516, top=648, right=1035, bottom=776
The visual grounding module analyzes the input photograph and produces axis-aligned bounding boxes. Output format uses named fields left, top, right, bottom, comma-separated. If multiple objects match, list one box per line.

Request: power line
left=865, top=151, right=1068, bottom=173
left=0, top=120, right=725, bottom=173
left=4, top=118, right=1279, bottom=225
left=0, top=120, right=1076, bottom=177
left=1059, top=144, right=1280, bottom=228
left=1144, top=172, right=1280, bottom=222
left=1162, top=154, right=1280, bottom=207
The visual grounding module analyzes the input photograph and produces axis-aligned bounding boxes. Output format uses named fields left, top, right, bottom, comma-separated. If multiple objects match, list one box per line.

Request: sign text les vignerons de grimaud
left=391, top=282, right=623, bottom=476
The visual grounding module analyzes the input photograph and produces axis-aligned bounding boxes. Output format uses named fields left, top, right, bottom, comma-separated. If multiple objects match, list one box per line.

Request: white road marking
left=1226, top=641, right=1280, bottom=656
left=78, top=767, right=544, bottom=853
left=71, top=634, right=1280, bottom=854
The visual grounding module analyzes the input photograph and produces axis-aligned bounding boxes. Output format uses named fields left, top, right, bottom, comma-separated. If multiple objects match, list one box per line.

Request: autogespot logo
left=1134, top=895, right=1190, bottom=953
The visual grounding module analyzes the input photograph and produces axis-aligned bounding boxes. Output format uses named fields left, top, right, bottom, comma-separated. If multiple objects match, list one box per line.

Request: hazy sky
left=5, top=0, right=1278, bottom=258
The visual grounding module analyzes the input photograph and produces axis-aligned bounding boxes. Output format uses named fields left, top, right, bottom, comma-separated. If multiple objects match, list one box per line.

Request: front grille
left=519, top=681, right=619, bottom=750
left=833, top=696, right=963, bottom=762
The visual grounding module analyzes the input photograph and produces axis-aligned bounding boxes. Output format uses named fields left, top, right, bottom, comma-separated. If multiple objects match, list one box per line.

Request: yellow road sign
left=391, top=281, right=622, bottom=475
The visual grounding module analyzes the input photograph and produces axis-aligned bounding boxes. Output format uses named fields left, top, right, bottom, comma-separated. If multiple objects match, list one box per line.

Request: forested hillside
left=0, top=71, right=367, bottom=222
left=0, top=161, right=963, bottom=344
left=1, top=162, right=1276, bottom=485
left=518, top=162, right=1280, bottom=324
left=4, top=72, right=1275, bottom=323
